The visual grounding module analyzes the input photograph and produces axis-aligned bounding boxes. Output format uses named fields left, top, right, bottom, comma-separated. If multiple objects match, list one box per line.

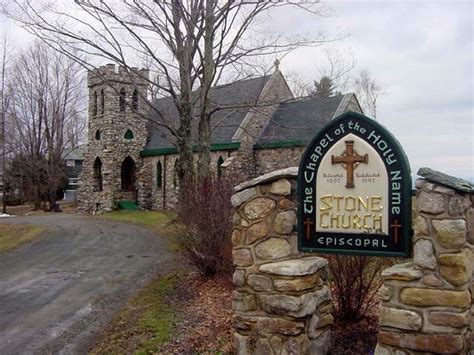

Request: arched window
left=100, top=89, right=105, bottom=115
left=156, top=161, right=162, bottom=188
left=121, top=156, right=136, bottom=191
left=92, top=91, right=98, bottom=117
left=95, top=130, right=101, bottom=140
left=93, top=157, right=103, bottom=191
left=132, top=88, right=139, bottom=111
left=119, top=88, right=126, bottom=112
left=217, top=156, right=224, bottom=178
left=124, top=129, right=134, bottom=140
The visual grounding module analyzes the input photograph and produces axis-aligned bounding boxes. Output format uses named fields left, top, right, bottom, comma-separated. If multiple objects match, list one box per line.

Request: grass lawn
left=90, top=273, right=180, bottom=354
left=101, top=210, right=175, bottom=235
left=0, top=223, right=45, bottom=254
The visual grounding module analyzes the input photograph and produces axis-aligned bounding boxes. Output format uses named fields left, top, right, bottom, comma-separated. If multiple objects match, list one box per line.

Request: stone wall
left=140, top=150, right=235, bottom=210
left=138, top=145, right=300, bottom=212
left=376, top=169, right=473, bottom=354
left=139, top=69, right=295, bottom=210
left=254, top=146, right=304, bottom=176
left=231, top=168, right=333, bottom=354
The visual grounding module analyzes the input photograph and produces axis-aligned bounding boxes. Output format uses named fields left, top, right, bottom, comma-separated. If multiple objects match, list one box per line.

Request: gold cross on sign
left=331, top=140, right=368, bottom=188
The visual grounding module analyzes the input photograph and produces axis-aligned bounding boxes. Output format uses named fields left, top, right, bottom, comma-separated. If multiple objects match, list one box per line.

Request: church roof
left=142, top=70, right=360, bottom=156
left=254, top=95, right=344, bottom=148
left=145, top=75, right=271, bottom=150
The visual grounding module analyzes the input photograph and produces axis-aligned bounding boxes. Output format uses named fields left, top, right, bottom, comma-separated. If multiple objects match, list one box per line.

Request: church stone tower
left=78, top=64, right=149, bottom=212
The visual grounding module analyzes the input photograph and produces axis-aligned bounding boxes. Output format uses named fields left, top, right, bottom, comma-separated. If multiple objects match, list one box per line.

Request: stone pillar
left=376, top=168, right=473, bottom=354
left=231, top=168, right=332, bottom=355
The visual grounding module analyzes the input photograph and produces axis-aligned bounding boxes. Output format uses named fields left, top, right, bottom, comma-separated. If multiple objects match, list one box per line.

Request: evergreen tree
left=313, top=76, right=334, bottom=98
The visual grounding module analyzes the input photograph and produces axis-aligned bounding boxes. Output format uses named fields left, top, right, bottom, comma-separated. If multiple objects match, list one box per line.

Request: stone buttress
left=375, top=168, right=474, bottom=354
left=231, top=168, right=333, bottom=354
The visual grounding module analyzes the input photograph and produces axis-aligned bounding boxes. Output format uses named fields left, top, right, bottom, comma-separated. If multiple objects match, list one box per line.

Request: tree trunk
left=176, top=99, right=195, bottom=207
left=34, top=184, right=41, bottom=210
left=1, top=37, right=7, bottom=214
left=177, top=140, right=194, bottom=206
left=197, top=0, right=216, bottom=181
left=171, top=0, right=200, bottom=207
left=197, top=112, right=211, bottom=180
left=47, top=160, right=57, bottom=211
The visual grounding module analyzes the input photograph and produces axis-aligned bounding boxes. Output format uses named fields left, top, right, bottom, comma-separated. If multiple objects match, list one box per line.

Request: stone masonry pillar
left=231, top=168, right=333, bottom=354
left=376, top=168, right=473, bottom=354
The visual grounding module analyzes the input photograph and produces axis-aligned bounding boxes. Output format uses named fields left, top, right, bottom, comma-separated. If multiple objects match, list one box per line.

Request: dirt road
left=0, top=214, right=175, bottom=354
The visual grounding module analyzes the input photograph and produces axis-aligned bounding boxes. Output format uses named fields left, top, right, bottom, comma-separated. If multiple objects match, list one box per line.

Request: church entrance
left=121, top=157, right=136, bottom=191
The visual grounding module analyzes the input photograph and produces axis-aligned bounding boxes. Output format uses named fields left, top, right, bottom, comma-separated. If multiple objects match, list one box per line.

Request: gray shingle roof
left=255, top=95, right=344, bottom=146
left=145, top=75, right=271, bottom=150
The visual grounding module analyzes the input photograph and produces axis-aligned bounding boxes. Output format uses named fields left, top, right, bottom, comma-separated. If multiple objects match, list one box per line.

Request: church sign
left=297, top=112, right=412, bottom=257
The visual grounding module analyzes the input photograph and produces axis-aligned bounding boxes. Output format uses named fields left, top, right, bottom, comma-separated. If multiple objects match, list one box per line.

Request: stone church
left=77, top=64, right=362, bottom=212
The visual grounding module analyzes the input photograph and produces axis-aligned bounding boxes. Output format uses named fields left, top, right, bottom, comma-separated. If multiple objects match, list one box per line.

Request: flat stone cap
left=418, top=167, right=473, bottom=193
left=381, top=261, right=422, bottom=281
left=235, top=167, right=298, bottom=193
left=259, top=257, right=328, bottom=276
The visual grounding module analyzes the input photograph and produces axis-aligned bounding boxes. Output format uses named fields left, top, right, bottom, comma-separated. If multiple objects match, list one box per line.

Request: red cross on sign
left=303, top=218, right=314, bottom=240
left=390, top=219, right=402, bottom=244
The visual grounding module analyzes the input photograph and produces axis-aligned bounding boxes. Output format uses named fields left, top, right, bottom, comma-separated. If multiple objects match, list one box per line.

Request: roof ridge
left=152, top=74, right=271, bottom=103
left=211, top=74, right=271, bottom=90
left=279, top=93, right=345, bottom=106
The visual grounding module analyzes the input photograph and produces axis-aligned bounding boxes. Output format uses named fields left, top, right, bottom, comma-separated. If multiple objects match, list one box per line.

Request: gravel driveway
left=0, top=214, right=176, bottom=354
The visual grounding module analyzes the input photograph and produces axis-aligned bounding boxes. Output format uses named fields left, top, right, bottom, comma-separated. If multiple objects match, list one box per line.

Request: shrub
left=174, top=176, right=234, bottom=277
left=327, top=255, right=389, bottom=321
left=5, top=198, right=23, bottom=206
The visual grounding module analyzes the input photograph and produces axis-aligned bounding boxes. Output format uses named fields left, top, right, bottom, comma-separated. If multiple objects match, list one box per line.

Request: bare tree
left=288, top=47, right=356, bottom=97
left=353, top=69, right=381, bottom=119
left=285, top=71, right=313, bottom=98
left=0, top=34, right=13, bottom=213
left=64, top=110, right=86, bottom=149
left=4, top=0, right=330, bottom=196
left=315, top=48, right=356, bottom=93
left=7, top=41, right=85, bottom=210
left=287, top=49, right=382, bottom=118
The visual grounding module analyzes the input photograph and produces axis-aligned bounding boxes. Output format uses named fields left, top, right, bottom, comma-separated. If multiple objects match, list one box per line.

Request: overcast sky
left=1, top=0, right=472, bottom=180
left=275, top=0, right=473, bottom=180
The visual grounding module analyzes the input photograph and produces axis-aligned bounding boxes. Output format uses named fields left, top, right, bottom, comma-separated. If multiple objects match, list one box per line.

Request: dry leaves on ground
left=329, top=316, right=379, bottom=355
left=162, top=273, right=379, bottom=355
left=159, top=272, right=234, bottom=354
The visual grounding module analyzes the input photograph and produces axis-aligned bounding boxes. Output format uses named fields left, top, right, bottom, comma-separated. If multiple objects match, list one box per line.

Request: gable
left=231, top=70, right=294, bottom=146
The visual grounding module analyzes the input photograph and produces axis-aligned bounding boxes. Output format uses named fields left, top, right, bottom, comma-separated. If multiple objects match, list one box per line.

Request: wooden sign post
left=298, top=112, right=412, bottom=256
